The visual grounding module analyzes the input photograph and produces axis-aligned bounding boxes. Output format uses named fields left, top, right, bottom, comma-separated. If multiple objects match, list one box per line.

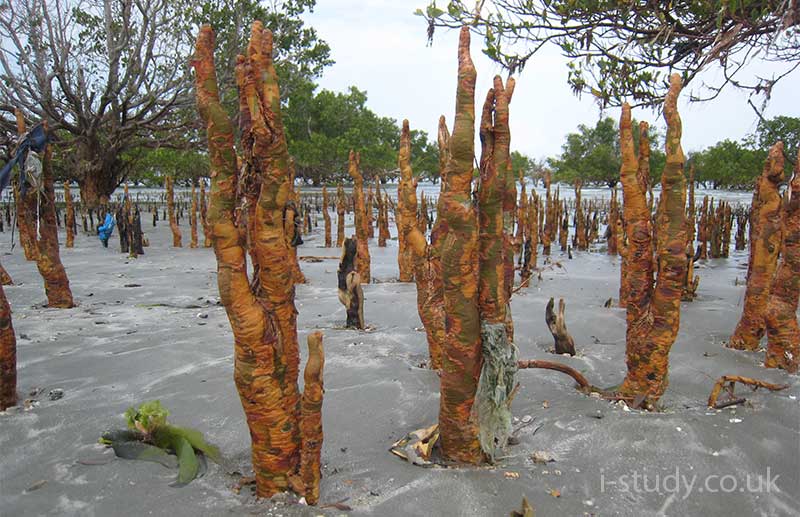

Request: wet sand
left=1, top=211, right=798, bottom=516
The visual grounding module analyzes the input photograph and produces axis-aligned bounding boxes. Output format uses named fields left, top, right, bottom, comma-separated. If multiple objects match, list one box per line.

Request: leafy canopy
left=547, top=116, right=665, bottom=187
left=284, top=82, right=439, bottom=185
left=419, top=1, right=800, bottom=108
left=691, top=115, right=799, bottom=188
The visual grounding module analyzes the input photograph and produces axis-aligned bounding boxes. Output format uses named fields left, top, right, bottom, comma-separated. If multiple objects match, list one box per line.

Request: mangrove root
left=707, top=375, right=788, bottom=409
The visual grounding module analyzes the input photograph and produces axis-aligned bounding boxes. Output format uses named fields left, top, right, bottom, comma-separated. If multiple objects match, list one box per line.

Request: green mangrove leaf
left=166, top=424, right=221, bottom=463
left=173, top=436, right=199, bottom=486
left=110, top=440, right=179, bottom=469
left=153, top=424, right=221, bottom=464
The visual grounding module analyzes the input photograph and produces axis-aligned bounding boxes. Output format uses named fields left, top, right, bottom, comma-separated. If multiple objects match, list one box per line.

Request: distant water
left=14, top=180, right=754, bottom=207
left=305, top=180, right=756, bottom=207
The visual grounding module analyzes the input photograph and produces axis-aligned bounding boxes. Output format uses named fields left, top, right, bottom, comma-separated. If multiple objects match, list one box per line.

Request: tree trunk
left=14, top=183, right=39, bottom=262
left=166, top=175, right=182, bottom=247
left=78, top=155, right=119, bottom=209
left=64, top=182, right=75, bottom=248
left=116, top=206, right=129, bottom=253
left=729, top=143, right=785, bottom=351
left=0, top=282, right=15, bottom=410
left=123, top=184, right=136, bottom=258
left=16, top=114, right=73, bottom=308
left=34, top=146, right=74, bottom=307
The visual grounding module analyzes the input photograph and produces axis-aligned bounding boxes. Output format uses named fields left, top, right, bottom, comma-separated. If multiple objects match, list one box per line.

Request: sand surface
left=1, top=210, right=798, bottom=517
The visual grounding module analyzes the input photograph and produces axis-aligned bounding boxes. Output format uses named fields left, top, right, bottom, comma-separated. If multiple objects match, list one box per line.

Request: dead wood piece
left=545, top=298, right=576, bottom=356
left=707, top=375, right=789, bottom=408
left=510, top=497, right=534, bottom=517
left=299, top=255, right=339, bottom=261
left=338, top=237, right=364, bottom=329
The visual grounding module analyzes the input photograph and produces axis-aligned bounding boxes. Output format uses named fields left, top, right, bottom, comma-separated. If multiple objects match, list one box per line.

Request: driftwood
left=338, top=237, right=364, bottom=329
left=545, top=298, right=576, bottom=356
left=707, top=375, right=788, bottom=409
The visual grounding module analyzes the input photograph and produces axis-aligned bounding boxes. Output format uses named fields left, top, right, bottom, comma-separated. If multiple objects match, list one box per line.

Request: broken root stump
left=545, top=298, right=576, bottom=356
left=510, top=497, right=535, bottom=517
left=707, top=375, right=788, bottom=409
left=337, top=237, right=365, bottom=330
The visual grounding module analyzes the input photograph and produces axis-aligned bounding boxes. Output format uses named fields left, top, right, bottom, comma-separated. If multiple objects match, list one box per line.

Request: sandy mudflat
left=0, top=212, right=798, bottom=517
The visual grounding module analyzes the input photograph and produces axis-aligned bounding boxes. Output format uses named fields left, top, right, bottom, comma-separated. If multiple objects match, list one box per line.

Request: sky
left=306, top=0, right=800, bottom=161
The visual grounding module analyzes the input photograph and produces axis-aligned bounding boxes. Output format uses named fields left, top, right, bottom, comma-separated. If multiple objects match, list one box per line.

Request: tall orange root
left=322, top=186, right=332, bottom=247
left=617, top=74, right=687, bottom=407
left=348, top=151, right=371, bottom=283
left=729, top=143, right=785, bottom=350
left=764, top=151, right=800, bottom=372
left=300, top=332, right=324, bottom=504
left=194, top=22, right=323, bottom=501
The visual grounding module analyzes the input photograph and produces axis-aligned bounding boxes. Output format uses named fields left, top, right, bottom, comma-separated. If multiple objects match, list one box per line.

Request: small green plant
left=101, top=400, right=220, bottom=486
left=124, top=400, right=169, bottom=435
